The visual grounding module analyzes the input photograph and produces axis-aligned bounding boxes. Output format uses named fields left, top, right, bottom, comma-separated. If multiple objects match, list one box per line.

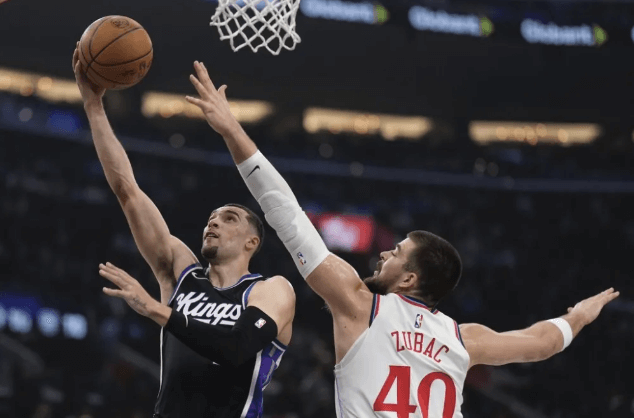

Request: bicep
left=120, top=188, right=197, bottom=282
left=461, top=323, right=552, bottom=367
left=305, top=254, right=372, bottom=318
left=246, top=277, right=295, bottom=334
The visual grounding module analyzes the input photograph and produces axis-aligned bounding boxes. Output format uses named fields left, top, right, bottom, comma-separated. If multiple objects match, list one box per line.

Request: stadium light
left=37, top=308, right=61, bottom=338
left=8, top=308, right=32, bottom=334
left=469, top=121, right=601, bottom=146
left=0, top=67, right=82, bottom=104
left=62, top=313, right=88, bottom=340
left=304, top=107, right=432, bottom=141
left=141, top=91, right=274, bottom=123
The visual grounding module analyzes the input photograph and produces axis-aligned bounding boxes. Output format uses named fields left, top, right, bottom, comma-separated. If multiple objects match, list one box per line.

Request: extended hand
left=186, top=61, right=240, bottom=138
left=99, top=262, right=158, bottom=318
left=72, top=42, right=105, bottom=107
left=567, top=287, right=619, bottom=326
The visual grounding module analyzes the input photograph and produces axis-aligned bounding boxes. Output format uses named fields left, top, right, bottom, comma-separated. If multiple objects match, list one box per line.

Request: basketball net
left=210, top=0, right=301, bottom=55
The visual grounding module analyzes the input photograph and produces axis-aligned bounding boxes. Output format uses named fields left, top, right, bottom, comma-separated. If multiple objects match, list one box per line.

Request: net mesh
left=210, top=0, right=301, bottom=55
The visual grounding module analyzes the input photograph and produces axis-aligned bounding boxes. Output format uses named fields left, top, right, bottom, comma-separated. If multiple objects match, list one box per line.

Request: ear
left=245, top=235, right=260, bottom=253
left=399, top=272, right=418, bottom=291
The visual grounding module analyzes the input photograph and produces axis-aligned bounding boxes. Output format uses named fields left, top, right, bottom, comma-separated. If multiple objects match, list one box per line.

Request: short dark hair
left=224, top=203, right=265, bottom=256
left=403, top=230, right=462, bottom=307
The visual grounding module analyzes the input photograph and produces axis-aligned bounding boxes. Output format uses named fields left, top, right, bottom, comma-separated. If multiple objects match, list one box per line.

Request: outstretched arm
left=73, top=46, right=197, bottom=303
left=461, top=288, right=619, bottom=368
left=185, top=61, right=372, bottom=315
left=99, top=262, right=295, bottom=367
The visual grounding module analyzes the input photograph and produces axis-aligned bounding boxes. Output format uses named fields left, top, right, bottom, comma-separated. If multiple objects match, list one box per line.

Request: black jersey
left=154, top=264, right=286, bottom=418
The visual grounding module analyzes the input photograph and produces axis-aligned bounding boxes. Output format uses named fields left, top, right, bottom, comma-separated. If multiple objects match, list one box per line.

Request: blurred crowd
left=1, top=100, right=633, bottom=417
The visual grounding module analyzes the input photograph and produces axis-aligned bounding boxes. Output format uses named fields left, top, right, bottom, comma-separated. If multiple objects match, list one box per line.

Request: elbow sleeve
left=165, top=306, right=278, bottom=367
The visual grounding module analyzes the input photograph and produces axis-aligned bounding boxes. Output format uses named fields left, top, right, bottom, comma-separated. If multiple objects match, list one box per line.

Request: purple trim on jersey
left=168, top=263, right=202, bottom=305
left=215, top=273, right=262, bottom=291
left=272, top=339, right=287, bottom=350
left=242, top=281, right=260, bottom=309
left=245, top=342, right=286, bottom=417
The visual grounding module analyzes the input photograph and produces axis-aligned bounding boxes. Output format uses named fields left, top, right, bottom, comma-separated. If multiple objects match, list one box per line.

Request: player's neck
left=206, top=259, right=251, bottom=289
left=396, top=288, right=433, bottom=308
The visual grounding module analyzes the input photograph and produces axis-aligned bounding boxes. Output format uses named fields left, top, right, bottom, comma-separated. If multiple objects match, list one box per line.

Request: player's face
left=201, top=206, right=256, bottom=262
left=364, top=238, right=416, bottom=295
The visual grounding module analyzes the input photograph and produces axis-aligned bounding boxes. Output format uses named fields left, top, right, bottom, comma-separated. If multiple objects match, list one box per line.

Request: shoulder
left=245, top=276, right=296, bottom=328
left=261, top=275, right=294, bottom=287
left=249, top=276, right=296, bottom=305
left=458, top=323, right=497, bottom=359
left=459, top=323, right=495, bottom=338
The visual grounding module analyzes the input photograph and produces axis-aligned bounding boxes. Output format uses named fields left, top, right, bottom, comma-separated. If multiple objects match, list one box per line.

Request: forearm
left=466, top=289, right=618, bottom=367
left=529, top=312, right=586, bottom=360
left=236, top=149, right=329, bottom=278
left=222, top=123, right=258, bottom=165
left=149, top=303, right=277, bottom=367
left=84, top=102, right=137, bottom=197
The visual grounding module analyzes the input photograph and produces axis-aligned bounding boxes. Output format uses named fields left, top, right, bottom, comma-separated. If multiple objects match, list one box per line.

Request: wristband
left=546, top=318, right=573, bottom=351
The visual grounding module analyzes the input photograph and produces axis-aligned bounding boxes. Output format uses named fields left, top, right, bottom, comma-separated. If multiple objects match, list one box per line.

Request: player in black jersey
left=72, top=47, right=296, bottom=417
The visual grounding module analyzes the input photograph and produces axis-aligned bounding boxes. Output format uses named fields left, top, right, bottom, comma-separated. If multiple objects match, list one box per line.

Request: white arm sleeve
left=237, top=151, right=330, bottom=278
left=237, top=151, right=297, bottom=206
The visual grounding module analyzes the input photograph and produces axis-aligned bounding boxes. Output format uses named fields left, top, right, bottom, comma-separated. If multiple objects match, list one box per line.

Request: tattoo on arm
left=131, top=296, right=148, bottom=312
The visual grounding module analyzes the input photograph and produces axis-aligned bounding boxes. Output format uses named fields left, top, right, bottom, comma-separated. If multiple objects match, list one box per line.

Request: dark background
left=1, top=0, right=633, bottom=417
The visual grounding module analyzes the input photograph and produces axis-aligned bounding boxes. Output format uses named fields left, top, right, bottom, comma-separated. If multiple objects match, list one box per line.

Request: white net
left=210, top=0, right=301, bottom=55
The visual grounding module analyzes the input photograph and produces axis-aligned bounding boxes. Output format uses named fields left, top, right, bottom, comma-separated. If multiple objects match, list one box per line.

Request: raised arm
left=461, top=288, right=619, bottom=368
left=184, top=61, right=372, bottom=319
left=73, top=46, right=197, bottom=303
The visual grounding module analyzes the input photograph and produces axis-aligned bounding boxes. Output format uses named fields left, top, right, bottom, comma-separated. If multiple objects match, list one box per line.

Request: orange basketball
left=78, top=16, right=153, bottom=90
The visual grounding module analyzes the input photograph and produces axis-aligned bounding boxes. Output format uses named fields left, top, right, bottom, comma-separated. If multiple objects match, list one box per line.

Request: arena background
left=1, top=0, right=633, bottom=416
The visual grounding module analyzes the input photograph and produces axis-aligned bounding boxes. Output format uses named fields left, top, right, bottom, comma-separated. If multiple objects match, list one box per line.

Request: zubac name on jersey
left=390, top=330, right=451, bottom=363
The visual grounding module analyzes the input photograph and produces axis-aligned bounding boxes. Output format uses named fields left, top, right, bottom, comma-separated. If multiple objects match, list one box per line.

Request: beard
left=363, top=274, right=389, bottom=295
left=201, top=245, right=218, bottom=262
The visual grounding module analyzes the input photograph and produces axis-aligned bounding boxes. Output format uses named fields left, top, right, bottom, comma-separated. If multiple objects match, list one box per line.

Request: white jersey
left=334, top=293, right=470, bottom=418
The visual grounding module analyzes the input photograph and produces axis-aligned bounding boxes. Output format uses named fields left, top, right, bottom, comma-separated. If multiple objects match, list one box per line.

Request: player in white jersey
left=334, top=291, right=469, bottom=418
left=184, top=61, right=620, bottom=417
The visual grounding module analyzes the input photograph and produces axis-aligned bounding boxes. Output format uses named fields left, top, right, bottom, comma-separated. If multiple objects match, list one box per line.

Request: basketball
left=78, top=16, right=153, bottom=90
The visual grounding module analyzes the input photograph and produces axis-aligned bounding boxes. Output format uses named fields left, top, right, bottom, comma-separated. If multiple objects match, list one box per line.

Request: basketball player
left=72, top=47, right=295, bottom=418
left=186, top=60, right=620, bottom=417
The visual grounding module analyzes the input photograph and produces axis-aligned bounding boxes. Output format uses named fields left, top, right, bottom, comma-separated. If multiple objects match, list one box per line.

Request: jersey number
left=373, top=365, right=456, bottom=418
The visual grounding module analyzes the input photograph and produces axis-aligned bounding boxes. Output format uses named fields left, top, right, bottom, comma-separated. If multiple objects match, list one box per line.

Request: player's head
left=364, top=230, right=462, bottom=307
left=201, top=203, right=265, bottom=264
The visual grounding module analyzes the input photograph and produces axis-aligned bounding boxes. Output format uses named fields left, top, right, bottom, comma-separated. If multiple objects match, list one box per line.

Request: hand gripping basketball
left=73, top=42, right=106, bottom=107
left=185, top=61, right=240, bottom=138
